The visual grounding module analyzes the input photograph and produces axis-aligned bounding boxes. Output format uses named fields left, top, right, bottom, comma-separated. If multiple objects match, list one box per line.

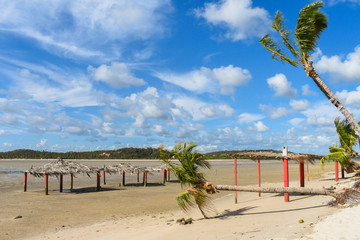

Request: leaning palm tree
left=160, top=142, right=217, bottom=219
left=321, top=117, right=359, bottom=169
left=260, top=0, right=360, bottom=137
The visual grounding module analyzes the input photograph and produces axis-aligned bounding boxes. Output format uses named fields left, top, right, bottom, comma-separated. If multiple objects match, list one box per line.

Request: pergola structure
left=24, top=158, right=168, bottom=194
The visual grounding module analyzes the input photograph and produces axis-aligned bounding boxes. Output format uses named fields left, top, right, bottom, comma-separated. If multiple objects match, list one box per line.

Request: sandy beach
left=1, top=159, right=359, bottom=239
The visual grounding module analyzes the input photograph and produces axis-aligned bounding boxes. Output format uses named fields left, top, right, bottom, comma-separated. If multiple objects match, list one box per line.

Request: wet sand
left=0, top=159, right=342, bottom=239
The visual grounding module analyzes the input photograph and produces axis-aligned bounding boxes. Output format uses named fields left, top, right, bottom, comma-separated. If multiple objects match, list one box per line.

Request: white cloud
left=195, top=0, right=271, bottom=41
left=248, top=121, right=269, bottom=132
left=337, top=86, right=360, bottom=108
left=156, top=65, right=251, bottom=95
left=259, top=104, right=290, bottom=119
left=289, top=99, right=311, bottom=111
left=302, top=84, right=317, bottom=96
left=238, top=113, right=264, bottom=123
left=36, top=139, right=48, bottom=148
left=315, top=46, right=360, bottom=81
left=267, top=73, right=298, bottom=98
left=327, top=0, right=360, bottom=6
left=173, top=96, right=234, bottom=120
left=89, top=62, right=146, bottom=88
left=0, top=0, right=171, bottom=58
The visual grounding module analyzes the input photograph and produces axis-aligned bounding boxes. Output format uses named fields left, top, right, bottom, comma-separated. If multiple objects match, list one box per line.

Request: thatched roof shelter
left=233, top=151, right=323, bottom=163
left=26, top=158, right=167, bottom=178
left=26, top=158, right=99, bottom=177
left=104, top=163, right=166, bottom=175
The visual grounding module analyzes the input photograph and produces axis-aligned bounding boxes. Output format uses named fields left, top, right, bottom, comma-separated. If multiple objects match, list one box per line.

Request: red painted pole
left=137, top=170, right=139, bottom=183
left=306, top=160, right=309, bottom=182
left=341, top=167, right=345, bottom=179
left=144, top=172, right=147, bottom=187
left=234, top=156, right=238, bottom=204
left=59, top=174, right=63, bottom=192
left=258, top=158, right=261, bottom=197
left=96, top=171, right=100, bottom=191
left=70, top=174, right=73, bottom=190
left=299, top=162, right=305, bottom=187
left=103, top=170, right=106, bottom=185
left=163, top=169, right=166, bottom=185
left=283, top=158, right=289, bottom=202
left=335, top=161, right=339, bottom=181
left=24, top=172, right=27, bottom=192
left=45, top=173, right=49, bottom=195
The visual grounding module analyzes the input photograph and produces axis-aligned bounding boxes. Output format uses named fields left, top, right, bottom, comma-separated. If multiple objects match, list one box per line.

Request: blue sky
left=1, top=0, right=360, bottom=154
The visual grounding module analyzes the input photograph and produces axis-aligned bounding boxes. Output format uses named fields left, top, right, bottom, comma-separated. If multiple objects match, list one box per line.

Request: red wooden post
left=70, top=174, right=73, bottom=190
left=103, top=170, right=106, bottom=185
left=96, top=171, right=100, bottom=191
left=59, top=174, right=63, bottom=192
left=258, top=158, right=261, bottom=197
left=45, top=173, right=49, bottom=195
left=306, top=160, right=310, bottom=182
left=341, top=167, right=345, bottom=179
left=144, top=172, right=147, bottom=187
left=122, top=171, right=126, bottom=186
left=163, top=169, right=166, bottom=185
left=335, top=161, right=339, bottom=181
left=283, top=158, right=289, bottom=202
left=24, top=172, right=27, bottom=192
left=234, top=156, right=238, bottom=204
left=299, top=161, right=305, bottom=187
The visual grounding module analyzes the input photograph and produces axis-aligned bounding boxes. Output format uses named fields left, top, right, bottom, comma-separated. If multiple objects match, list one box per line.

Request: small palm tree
left=260, top=0, right=360, bottom=137
left=160, top=142, right=217, bottom=219
left=321, top=117, right=359, bottom=168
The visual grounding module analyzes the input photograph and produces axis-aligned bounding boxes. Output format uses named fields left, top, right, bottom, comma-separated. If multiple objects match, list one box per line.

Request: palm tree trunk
left=304, top=61, right=360, bottom=137
left=215, top=184, right=337, bottom=198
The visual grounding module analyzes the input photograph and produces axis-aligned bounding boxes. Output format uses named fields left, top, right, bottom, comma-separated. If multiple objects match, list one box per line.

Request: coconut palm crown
left=260, top=0, right=360, bottom=137
left=321, top=117, right=359, bottom=168
left=160, top=142, right=216, bottom=219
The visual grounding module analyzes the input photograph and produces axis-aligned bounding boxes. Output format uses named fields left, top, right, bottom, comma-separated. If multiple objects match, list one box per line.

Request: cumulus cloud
left=156, top=65, right=251, bottom=95
left=173, top=96, right=235, bottom=120
left=289, top=99, right=311, bottom=111
left=259, top=104, right=290, bottom=119
left=195, top=0, right=271, bottom=41
left=239, top=113, right=264, bottom=123
left=0, top=0, right=171, bottom=58
left=89, top=62, right=146, bottom=88
left=315, top=46, right=360, bottom=81
left=267, top=73, right=298, bottom=98
left=337, top=86, right=360, bottom=108
left=36, top=139, right=48, bottom=148
left=302, top=84, right=317, bottom=96
left=248, top=121, right=269, bottom=132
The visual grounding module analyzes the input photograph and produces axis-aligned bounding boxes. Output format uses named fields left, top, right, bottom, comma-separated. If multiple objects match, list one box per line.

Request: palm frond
left=259, top=34, right=299, bottom=67
left=295, top=0, right=328, bottom=55
left=272, top=10, right=300, bottom=60
left=175, top=191, right=194, bottom=212
left=320, top=151, right=350, bottom=168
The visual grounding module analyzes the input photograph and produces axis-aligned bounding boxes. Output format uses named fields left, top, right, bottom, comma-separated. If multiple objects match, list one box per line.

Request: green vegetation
left=321, top=117, right=359, bottom=168
left=0, top=148, right=288, bottom=160
left=160, top=142, right=216, bottom=219
left=0, top=148, right=165, bottom=160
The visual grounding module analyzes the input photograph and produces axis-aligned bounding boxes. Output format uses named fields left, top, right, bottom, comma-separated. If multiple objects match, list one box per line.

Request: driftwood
left=215, top=182, right=360, bottom=206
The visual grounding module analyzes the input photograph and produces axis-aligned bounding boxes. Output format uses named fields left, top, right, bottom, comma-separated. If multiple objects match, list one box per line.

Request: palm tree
left=160, top=142, right=217, bottom=219
left=260, top=0, right=360, bottom=137
left=321, top=117, right=359, bottom=169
